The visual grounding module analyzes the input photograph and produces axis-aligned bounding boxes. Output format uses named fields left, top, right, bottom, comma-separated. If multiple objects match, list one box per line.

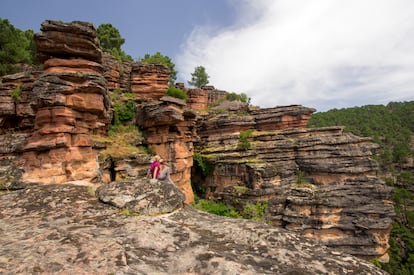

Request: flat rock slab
left=0, top=184, right=387, bottom=274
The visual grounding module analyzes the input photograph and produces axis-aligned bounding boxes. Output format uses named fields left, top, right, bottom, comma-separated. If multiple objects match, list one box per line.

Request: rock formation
left=136, top=96, right=198, bottom=203
left=0, top=19, right=395, bottom=268
left=0, top=182, right=387, bottom=274
left=193, top=104, right=394, bottom=261
left=20, top=20, right=111, bottom=184
left=130, top=63, right=170, bottom=99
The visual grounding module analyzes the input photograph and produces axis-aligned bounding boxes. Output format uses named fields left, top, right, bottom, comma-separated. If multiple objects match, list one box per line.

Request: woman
left=150, top=155, right=174, bottom=184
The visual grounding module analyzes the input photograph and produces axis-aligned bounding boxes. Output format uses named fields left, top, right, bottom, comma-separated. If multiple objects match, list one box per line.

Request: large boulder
left=95, top=178, right=185, bottom=215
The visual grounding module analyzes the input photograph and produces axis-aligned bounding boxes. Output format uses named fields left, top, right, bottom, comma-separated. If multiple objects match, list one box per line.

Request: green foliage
left=238, top=129, right=254, bottom=150
left=113, top=100, right=135, bottom=125
left=382, top=222, right=414, bottom=275
left=97, top=23, right=132, bottom=62
left=226, top=92, right=250, bottom=103
left=393, top=187, right=414, bottom=228
left=140, top=52, right=177, bottom=85
left=166, top=86, right=187, bottom=100
left=11, top=83, right=22, bottom=101
left=193, top=154, right=215, bottom=178
left=0, top=19, right=37, bottom=76
left=192, top=198, right=242, bottom=218
left=188, top=66, right=210, bottom=88
left=242, top=201, right=269, bottom=223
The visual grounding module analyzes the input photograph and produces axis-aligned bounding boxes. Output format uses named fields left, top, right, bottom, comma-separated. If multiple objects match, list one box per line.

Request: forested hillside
left=308, top=101, right=414, bottom=274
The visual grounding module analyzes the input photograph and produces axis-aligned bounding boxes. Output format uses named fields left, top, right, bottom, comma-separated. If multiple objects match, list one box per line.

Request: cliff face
left=0, top=20, right=395, bottom=264
left=193, top=104, right=394, bottom=260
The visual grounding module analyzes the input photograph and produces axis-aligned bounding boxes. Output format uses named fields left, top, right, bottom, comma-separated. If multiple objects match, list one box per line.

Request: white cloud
left=176, top=0, right=414, bottom=111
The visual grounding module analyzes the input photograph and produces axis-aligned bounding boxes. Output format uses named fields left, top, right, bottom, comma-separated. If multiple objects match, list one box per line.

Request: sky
left=1, top=0, right=413, bottom=112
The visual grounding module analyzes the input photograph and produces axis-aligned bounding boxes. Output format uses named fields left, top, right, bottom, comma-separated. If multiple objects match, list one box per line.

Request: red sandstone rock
left=130, top=63, right=169, bottom=99
left=35, top=20, right=102, bottom=63
left=137, top=97, right=198, bottom=203
left=21, top=20, right=110, bottom=184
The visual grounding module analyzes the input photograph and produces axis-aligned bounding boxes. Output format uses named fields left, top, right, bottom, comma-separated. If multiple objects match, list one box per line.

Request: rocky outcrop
left=95, top=178, right=185, bottom=215
left=0, top=183, right=387, bottom=274
left=130, top=63, right=170, bottom=99
left=0, top=70, right=41, bottom=132
left=101, top=52, right=132, bottom=92
left=136, top=96, right=198, bottom=203
left=193, top=105, right=395, bottom=260
left=21, top=20, right=111, bottom=184
left=185, top=85, right=228, bottom=111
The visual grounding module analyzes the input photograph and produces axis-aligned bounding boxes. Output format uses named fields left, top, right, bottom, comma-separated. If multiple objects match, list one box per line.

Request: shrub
left=113, top=100, right=135, bottom=124
left=193, top=154, right=215, bottom=178
left=242, top=201, right=269, bottom=223
left=226, top=92, right=250, bottom=103
left=11, top=83, right=22, bottom=101
left=192, top=199, right=242, bottom=218
left=238, top=129, right=254, bottom=150
left=166, top=86, right=187, bottom=101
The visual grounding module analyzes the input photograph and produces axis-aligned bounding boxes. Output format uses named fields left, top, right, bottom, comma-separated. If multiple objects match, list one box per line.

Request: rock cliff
left=193, top=104, right=394, bottom=261
left=0, top=19, right=395, bottom=267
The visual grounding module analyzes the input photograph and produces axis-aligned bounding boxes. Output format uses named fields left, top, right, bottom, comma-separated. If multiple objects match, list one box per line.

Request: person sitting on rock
left=150, top=155, right=174, bottom=184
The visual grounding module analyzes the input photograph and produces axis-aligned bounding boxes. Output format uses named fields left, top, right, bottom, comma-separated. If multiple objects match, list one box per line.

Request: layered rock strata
left=0, top=70, right=41, bottom=132
left=193, top=105, right=394, bottom=260
left=101, top=52, right=132, bottom=92
left=130, top=63, right=169, bottom=99
left=21, top=20, right=111, bottom=184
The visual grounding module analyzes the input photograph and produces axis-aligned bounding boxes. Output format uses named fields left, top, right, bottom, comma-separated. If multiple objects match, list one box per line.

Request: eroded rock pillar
left=22, top=20, right=110, bottom=184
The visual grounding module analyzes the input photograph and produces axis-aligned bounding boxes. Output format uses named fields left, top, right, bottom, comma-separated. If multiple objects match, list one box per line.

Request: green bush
left=192, top=198, right=242, bottom=218
left=242, top=201, right=269, bottom=223
left=238, top=129, right=254, bottom=150
left=11, top=83, right=22, bottom=101
left=166, top=86, right=187, bottom=101
left=226, top=92, right=250, bottom=103
left=193, top=154, right=215, bottom=178
left=113, top=100, right=135, bottom=124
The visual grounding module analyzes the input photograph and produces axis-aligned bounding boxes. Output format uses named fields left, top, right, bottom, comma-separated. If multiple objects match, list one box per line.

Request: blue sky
left=1, top=0, right=414, bottom=111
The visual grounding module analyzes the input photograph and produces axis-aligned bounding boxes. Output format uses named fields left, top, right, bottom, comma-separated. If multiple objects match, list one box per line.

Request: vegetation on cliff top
left=188, top=65, right=210, bottom=88
left=0, top=18, right=38, bottom=76
left=140, top=52, right=177, bottom=85
left=97, top=23, right=132, bottom=62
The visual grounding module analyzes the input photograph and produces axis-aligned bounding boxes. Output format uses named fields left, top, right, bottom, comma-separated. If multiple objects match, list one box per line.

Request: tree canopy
left=140, top=52, right=177, bottom=85
left=0, top=18, right=37, bottom=76
left=188, top=66, right=210, bottom=88
left=97, top=23, right=132, bottom=62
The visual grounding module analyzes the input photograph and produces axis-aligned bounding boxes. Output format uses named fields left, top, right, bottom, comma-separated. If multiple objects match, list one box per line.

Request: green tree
left=0, top=18, right=36, bottom=76
left=140, top=52, right=177, bottom=85
left=97, top=23, right=132, bottom=62
left=188, top=66, right=210, bottom=88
